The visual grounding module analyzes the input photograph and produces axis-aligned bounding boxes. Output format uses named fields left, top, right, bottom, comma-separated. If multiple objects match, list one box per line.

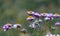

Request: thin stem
left=45, top=21, right=51, bottom=36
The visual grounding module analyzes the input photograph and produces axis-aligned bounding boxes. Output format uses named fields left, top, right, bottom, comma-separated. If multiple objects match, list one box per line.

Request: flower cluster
left=3, top=23, right=22, bottom=32
left=26, top=11, right=60, bottom=21
left=26, top=11, right=60, bottom=30
left=3, top=11, right=60, bottom=35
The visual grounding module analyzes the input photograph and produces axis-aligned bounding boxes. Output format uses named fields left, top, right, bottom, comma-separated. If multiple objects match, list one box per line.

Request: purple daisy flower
left=53, top=13, right=60, bottom=18
left=26, top=11, right=35, bottom=15
left=53, top=14, right=60, bottom=18
left=46, top=13, right=53, bottom=17
left=3, top=24, right=13, bottom=32
left=44, top=17, right=54, bottom=21
left=40, top=12, right=47, bottom=17
left=55, top=22, right=60, bottom=26
left=26, top=16, right=35, bottom=21
left=6, top=24, right=13, bottom=29
left=33, top=12, right=42, bottom=18
left=3, top=25, right=8, bottom=32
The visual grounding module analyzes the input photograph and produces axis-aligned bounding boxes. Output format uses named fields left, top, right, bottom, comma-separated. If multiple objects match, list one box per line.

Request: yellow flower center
left=29, top=11, right=32, bottom=14
left=28, top=16, right=33, bottom=18
left=41, top=12, right=46, bottom=14
left=54, top=13, right=58, bottom=15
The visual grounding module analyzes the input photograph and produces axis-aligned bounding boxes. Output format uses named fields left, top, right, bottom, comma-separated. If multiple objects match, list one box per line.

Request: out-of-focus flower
left=46, top=13, right=53, bottom=17
left=34, top=20, right=38, bottom=23
left=3, top=24, right=13, bottom=32
left=33, top=12, right=42, bottom=18
left=12, top=24, right=22, bottom=29
left=55, top=22, right=60, bottom=26
left=44, top=17, right=54, bottom=21
left=34, top=19, right=42, bottom=23
left=26, top=16, right=35, bottom=21
left=29, top=22, right=40, bottom=29
left=21, top=28, right=26, bottom=33
left=53, top=13, right=60, bottom=18
left=38, top=19, right=43, bottom=23
left=40, top=12, right=47, bottom=17
left=3, top=25, right=8, bottom=32
left=51, top=26, right=56, bottom=30
left=29, top=24, right=35, bottom=29
left=26, top=11, right=35, bottom=15
left=6, top=24, right=13, bottom=29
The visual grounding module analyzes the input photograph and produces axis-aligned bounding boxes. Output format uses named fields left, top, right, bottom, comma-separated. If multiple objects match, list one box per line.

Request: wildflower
left=55, top=22, right=60, bottom=26
left=26, top=11, right=35, bottom=15
left=53, top=13, right=60, bottom=18
left=21, top=28, right=26, bottom=33
left=44, top=17, right=54, bottom=21
left=3, top=25, right=8, bottom=32
left=38, top=19, right=43, bottom=23
left=29, top=22, right=40, bottom=29
left=26, top=16, right=35, bottom=21
left=29, top=24, right=35, bottom=29
left=6, top=24, right=13, bottom=29
left=40, top=12, right=47, bottom=17
left=33, top=12, right=42, bottom=18
left=46, top=13, right=53, bottom=17
left=3, top=24, right=13, bottom=32
left=12, top=24, right=22, bottom=28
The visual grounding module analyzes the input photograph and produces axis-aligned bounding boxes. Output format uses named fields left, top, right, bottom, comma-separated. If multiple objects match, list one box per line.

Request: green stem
left=45, top=21, right=51, bottom=35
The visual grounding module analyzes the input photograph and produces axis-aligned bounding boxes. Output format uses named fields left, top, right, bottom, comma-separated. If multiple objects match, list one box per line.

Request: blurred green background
left=0, top=0, right=60, bottom=36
